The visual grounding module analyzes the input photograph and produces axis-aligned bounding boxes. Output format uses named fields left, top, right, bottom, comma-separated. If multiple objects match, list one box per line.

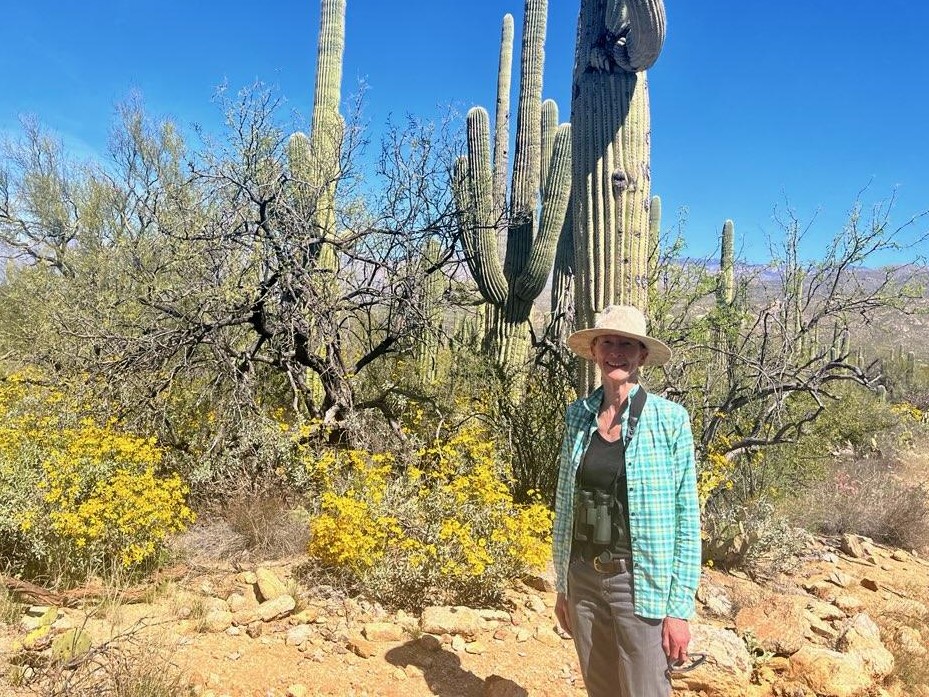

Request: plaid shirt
left=553, top=384, right=701, bottom=619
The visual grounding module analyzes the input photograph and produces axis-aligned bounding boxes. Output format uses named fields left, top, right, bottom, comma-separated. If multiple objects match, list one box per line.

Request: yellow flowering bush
left=304, top=425, right=552, bottom=609
left=0, top=374, right=194, bottom=581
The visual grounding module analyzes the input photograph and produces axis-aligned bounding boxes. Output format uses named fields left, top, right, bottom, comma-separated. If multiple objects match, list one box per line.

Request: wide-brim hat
left=566, top=305, right=672, bottom=366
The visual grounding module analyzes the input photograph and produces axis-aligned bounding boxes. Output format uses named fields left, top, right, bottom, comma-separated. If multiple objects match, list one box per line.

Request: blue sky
left=2, top=1, right=927, bottom=264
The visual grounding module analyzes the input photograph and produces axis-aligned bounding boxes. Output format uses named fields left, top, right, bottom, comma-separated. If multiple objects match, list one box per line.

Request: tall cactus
left=718, top=219, right=735, bottom=306
left=571, top=0, right=666, bottom=392
left=415, top=238, right=444, bottom=385
left=286, top=0, right=346, bottom=412
left=455, top=0, right=573, bottom=371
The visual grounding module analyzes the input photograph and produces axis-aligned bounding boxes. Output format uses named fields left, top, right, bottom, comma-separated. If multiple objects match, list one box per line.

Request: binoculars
left=573, top=489, right=612, bottom=545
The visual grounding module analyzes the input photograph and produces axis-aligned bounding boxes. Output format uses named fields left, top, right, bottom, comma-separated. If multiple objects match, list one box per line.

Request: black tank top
left=577, top=431, right=632, bottom=558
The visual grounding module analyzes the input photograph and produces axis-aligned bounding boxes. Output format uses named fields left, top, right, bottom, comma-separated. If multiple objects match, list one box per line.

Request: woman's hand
left=554, top=592, right=572, bottom=636
left=662, top=616, right=690, bottom=664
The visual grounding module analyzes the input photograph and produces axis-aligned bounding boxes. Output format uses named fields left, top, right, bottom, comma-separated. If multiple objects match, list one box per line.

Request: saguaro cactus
left=287, top=0, right=346, bottom=413
left=718, top=219, right=735, bottom=307
left=455, top=0, right=572, bottom=371
left=571, top=0, right=666, bottom=392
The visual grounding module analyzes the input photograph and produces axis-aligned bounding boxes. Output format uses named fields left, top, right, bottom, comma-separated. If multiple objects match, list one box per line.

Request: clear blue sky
left=2, top=1, right=927, bottom=264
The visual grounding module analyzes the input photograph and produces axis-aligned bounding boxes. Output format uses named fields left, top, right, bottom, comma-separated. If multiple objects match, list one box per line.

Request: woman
left=552, top=305, right=701, bottom=697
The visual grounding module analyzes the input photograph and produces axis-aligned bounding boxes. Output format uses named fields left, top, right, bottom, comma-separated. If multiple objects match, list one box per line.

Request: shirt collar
left=581, top=383, right=641, bottom=415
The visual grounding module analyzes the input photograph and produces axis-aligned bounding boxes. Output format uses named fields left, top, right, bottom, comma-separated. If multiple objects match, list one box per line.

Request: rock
left=451, top=635, right=467, bottom=652
left=832, top=594, right=863, bottom=614
left=534, top=625, right=562, bottom=647
left=521, top=574, right=554, bottom=593
left=806, top=598, right=846, bottom=622
left=805, top=580, right=837, bottom=601
left=839, top=533, right=869, bottom=560
left=525, top=595, right=546, bottom=614
left=202, top=610, right=234, bottom=633
left=484, top=674, right=529, bottom=697
left=257, top=595, right=296, bottom=622
left=895, top=626, right=926, bottom=656
left=420, top=606, right=483, bottom=637
left=392, top=667, right=407, bottom=680
left=226, top=593, right=249, bottom=613
left=286, top=625, right=314, bottom=647
left=477, top=609, right=512, bottom=623
left=891, top=549, right=911, bottom=562
left=292, top=607, right=321, bottom=624
left=515, top=627, right=532, bottom=642
left=805, top=611, right=838, bottom=641
left=245, top=621, right=263, bottom=638
left=286, top=685, right=308, bottom=697
left=361, top=622, right=404, bottom=642
left=735, top=596, right=808, bottom=655
left=419, top=634, right=442, bottom=652
left=836, top=613, right=894, bottom=679
left=255, top=568, right=289, bottom=602
left=827, top=570, right=854, bottom=588
left=347, top=634, right=378, bottom=659
left=696, top=583, right=734, bottom=618
left=668, top=624, right=753, bottom=697
left=859, top=577, right=879, bottom=592
left=789, top=646, right=870, bottom=697
left=237, top=571, right=258, bottom=585
left=465, top=641, right=488, bottom=654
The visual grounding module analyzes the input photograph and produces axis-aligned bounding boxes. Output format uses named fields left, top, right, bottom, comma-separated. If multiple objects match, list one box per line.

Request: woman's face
left=592, top=335, right=648, bottom=382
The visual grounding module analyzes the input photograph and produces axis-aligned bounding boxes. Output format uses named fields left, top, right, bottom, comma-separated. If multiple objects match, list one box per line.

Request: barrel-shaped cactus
left=571, top=0, right=666, bottom=392
left=455, top=0, right=572, bottom=371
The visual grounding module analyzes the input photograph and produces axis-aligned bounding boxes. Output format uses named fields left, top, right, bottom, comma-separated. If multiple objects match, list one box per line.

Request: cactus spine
left=571, top=0, right=666, bottom=392
left=456, top=0, right=572, bottom=370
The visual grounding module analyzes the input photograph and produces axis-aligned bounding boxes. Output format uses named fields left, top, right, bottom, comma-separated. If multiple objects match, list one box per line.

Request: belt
left=591, top=551, right=631, bottom=574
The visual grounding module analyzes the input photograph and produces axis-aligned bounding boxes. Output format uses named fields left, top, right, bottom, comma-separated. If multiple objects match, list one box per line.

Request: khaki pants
left=567, top=557, right=670, bottom=697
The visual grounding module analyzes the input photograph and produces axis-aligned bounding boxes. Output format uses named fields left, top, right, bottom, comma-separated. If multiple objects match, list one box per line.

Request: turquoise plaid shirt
left=553, top=384, right=701, bottom=620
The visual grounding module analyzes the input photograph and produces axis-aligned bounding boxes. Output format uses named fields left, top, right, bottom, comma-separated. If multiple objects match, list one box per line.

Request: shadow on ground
left=385, top=640, right=527, bottom=696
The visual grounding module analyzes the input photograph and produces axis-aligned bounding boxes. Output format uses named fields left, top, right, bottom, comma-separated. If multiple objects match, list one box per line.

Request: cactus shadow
left=384, top=640, right=527, bottom=696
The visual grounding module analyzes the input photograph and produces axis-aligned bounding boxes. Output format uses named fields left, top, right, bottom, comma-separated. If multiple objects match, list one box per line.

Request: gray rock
left=669, top=623, right=752, bottom=696
left=286, top=624, right=314, bottom=647
left=836, top=613, right=894, bottom=679
left=420, top=606, right=483, bottom=637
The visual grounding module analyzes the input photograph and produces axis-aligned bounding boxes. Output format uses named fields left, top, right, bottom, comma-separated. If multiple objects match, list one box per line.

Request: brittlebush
left=0, top=373, right=193, bottom=581
left=304, top=426, right=552, bottom=610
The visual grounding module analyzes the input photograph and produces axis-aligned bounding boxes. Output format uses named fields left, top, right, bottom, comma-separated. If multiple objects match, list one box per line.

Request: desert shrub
left=703, top=498, right=809, bottom=579
left=787, top=455, right=929, bottom=552
left=0, top=373, right=194, bottom=583
left=485, top=361, right=575, bottom=505
left=302, top=425, right=552, bottom=610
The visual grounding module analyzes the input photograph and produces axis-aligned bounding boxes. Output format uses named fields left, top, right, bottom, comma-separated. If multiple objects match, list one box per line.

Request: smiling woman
left=552, top=305, right=701, bottom=697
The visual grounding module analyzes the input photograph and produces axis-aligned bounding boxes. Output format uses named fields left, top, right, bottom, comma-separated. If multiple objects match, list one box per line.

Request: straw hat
left=566, top=305, right=672, bottom=366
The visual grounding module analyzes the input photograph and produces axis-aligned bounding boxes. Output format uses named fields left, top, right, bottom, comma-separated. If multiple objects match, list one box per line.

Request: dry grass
left=788, top=455, right=929, bottom=554
left=172, top=492, right=309, bottom=564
